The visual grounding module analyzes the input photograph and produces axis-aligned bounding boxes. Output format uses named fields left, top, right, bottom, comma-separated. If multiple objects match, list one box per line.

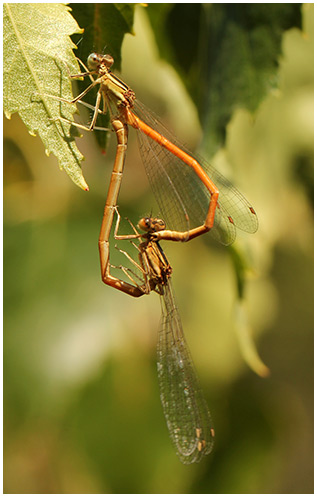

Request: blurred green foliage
left=4, top=3, right=313, bottom=493
left=147, top=4, right=302, bottom=154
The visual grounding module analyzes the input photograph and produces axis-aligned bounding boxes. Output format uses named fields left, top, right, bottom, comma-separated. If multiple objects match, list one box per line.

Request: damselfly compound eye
left=152, top=218, right=166, bottom=231
left=102, top=54, right=114, bottom=68
left=138, top=217, right=151, bottom=232
left=87, top=53, right=100, bottom=70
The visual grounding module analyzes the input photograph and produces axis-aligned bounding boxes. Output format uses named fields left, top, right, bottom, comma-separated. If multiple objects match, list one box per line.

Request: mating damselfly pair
left=43, top=51, right=258, bottom=464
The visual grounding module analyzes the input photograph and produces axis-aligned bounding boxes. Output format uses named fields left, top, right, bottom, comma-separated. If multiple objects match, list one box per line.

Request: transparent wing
left=134, top=100, right=258, bottom=245
left=157, top=279, right=214, bottom=463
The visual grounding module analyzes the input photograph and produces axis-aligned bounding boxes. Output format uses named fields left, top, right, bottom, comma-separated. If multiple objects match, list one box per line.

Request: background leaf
left=3, top=3, right=88, bottom=190
left=146, top=3, right=302, bottom=155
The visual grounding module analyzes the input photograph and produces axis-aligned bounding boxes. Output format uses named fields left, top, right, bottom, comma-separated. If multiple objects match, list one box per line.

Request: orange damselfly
left=109, top=207, right=214, bottom=463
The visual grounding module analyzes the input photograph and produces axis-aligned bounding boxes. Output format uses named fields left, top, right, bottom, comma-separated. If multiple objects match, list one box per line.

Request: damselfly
left=110, top=207, right=215, bottom=464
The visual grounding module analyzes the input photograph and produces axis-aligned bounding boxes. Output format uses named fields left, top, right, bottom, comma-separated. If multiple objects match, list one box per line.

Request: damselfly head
left=138, top=217, right=166, bottom=233
left=87, top=53, right=114, bottom=71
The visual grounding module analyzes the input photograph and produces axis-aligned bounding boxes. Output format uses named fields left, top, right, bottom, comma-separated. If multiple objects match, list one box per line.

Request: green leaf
left=234, top=301, right=270, bottom=378
left=229, top=244, right=270, bottom=377
left=146, top=4, right=302, bottom=155
left=228, top=244, right=254, bottom=300
left=3, top=3, right=88, bottom=190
